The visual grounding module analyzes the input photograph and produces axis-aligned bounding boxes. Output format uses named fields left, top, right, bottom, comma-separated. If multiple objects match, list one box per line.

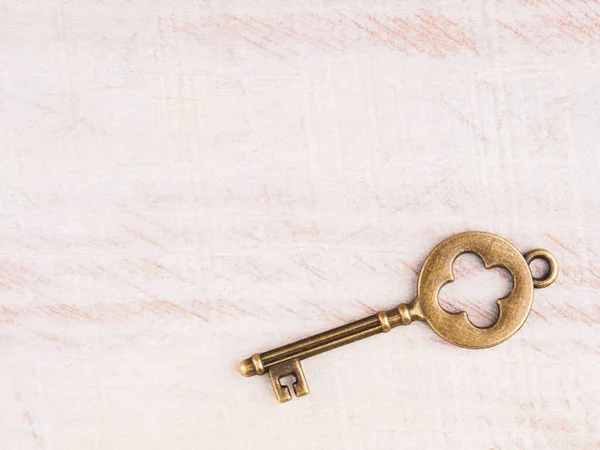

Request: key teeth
left=276, top=384, right=292, bottom=403
left=268, top=358, right=310, bottom=403
left=293, top=381, right=309, bottom=398
left=292, top=368, right=310, bottom=398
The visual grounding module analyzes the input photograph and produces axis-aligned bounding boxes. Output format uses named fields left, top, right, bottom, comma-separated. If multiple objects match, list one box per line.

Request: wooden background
left=1, top=1, right=599, bottom=449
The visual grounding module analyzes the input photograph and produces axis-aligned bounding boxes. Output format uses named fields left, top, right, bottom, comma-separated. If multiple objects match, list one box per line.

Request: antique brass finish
left=267, top=359, right=309, bottom=403
left=239, top=231, right=558, bottom=403
left=524, top=248, right=559, bottom=289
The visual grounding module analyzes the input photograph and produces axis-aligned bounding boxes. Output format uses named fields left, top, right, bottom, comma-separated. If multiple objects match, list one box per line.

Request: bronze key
left=238, top=231, right=558, bottom=403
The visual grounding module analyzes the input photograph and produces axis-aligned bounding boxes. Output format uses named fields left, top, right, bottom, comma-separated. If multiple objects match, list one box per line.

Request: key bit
left=238, top=231, right=559, bottom=403
left=267, top=359, right=309, bottom=403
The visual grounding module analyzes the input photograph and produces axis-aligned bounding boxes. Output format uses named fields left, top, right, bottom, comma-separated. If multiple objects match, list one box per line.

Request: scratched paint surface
left=0, top=0, right=599, bottom=449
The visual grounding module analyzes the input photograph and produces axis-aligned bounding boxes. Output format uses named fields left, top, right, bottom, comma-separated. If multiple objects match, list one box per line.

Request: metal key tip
left=239, top=358, right=255, bottom=377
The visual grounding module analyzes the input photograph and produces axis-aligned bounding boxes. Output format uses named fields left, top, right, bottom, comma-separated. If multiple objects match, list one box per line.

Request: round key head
left=413, top=231, right=558, bottom=349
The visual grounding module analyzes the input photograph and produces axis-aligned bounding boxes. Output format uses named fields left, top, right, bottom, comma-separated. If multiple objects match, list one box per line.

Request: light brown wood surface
left=1, top=1, right=599, bottom=448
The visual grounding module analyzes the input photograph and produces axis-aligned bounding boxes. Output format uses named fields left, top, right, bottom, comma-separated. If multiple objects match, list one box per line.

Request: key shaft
left=239, top=303, right=420, bottom=378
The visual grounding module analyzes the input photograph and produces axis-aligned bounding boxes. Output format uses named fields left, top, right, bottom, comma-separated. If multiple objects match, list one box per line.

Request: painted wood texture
left=1, top=1, right=599, bottom=449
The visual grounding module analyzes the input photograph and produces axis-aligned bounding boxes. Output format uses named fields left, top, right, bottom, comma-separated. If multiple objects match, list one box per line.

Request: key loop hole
left=524, top=249, right=558, bottom=289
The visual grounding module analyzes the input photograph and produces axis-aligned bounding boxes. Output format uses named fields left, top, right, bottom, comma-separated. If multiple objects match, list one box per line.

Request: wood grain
left=0, top=0, right=599, bottom=449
